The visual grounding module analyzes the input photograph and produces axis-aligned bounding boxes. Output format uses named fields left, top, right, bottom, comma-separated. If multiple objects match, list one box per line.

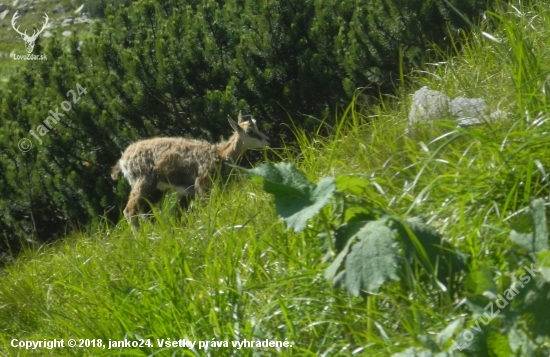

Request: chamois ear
left=228, top=117, right=242, bottom=133
left=237, top=111, right=244, bottom=124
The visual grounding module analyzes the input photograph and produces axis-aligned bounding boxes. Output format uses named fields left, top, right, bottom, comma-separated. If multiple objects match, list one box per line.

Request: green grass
left=2, top=0, right=550, bottom=356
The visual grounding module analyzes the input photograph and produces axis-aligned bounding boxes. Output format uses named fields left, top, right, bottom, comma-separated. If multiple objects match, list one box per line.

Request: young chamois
left=111, top=112, right=270, bottom=227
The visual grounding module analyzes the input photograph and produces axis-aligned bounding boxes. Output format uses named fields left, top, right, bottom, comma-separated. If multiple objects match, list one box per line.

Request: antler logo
left=11, top=11, right=49, bottom=54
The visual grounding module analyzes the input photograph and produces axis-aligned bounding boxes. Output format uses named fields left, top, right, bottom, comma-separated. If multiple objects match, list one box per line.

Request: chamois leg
left=141, top=188, right=163, bottom=215
left=194, top=172, right=213, bottom=199
left=174, top=182, right=196, bottom=213
left=123, top=177, right=158, bottom=227
left=178, top=195, right=191, bottom=210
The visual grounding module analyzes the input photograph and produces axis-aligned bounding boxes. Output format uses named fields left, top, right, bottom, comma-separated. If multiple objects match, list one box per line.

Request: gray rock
left=52, top=3, right=63, bottom=14
left=407, top=87, right=510, bottom=133
left=457, top=117, right=484, bottom=127
left=62, top=30, right=71, bottom=37
left=0, top=9, right=9, bottom=19
left=74, top=4, right=84, bottom=14
left=42, top=30, right=52, bottom=38
left=408, top=86, right=451, bottom=125
left=61, top=17, right=73, bottom=27
left=489, top=110, right=508, bottom=121
left=74, top=16, right=91, bottom=24
left=0, top=4, right=9, bottom=12
left=450, top=97, right=487, bottom=121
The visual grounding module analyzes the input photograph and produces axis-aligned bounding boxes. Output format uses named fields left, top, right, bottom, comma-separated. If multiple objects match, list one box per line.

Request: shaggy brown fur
left=112, top=112, right=269, bottom=227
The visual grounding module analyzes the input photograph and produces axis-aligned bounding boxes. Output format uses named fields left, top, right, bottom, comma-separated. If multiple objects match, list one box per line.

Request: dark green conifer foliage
left=0, top=0, right=492, bottom=254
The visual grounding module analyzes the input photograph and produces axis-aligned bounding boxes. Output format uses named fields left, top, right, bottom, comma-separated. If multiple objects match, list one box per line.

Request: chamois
left=111, top=112, right=270, bottom=226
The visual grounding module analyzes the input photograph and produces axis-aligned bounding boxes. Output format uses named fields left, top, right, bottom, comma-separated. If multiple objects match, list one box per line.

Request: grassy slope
left=2, top=1, right=550, bottom=356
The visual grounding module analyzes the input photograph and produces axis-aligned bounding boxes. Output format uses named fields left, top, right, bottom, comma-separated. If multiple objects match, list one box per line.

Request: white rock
left=74, top=16, right=91, bottom=24
left=450, top=97, right=487, bottom=121
left=52, top=3, right=63, bottom=14
left=456, top=117, right=484, bottom=127
left=0, top=9, right=9, bottom=19
left=490, top=110, right=508, bottom=121
left=62, top=30, right=71, bottom=37
left=408, top=86, right=451, bottom=125
left=61, top=17, right=73, bottom=27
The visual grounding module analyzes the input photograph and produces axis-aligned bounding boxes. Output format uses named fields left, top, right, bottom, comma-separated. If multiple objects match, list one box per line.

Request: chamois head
left=227, top=111, right=270, bottom=150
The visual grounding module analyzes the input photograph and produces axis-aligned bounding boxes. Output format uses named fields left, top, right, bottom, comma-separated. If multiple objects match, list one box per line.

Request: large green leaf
left=333, top=218, right=373, bottom=252
left=510, top=198, right=548, bottom=253
left=507, top=326, right=537, bottom=356
left=397, top=217, right=467, bottom=280
left=245, top=163, right=336, bottom=232
left=326, top=219, right=400, bottom=296
left=538, top=251, right=550, bottom=282
left=324, top=235, right=355, bottom=282
left=436, top=318, right=464, bottom=347
left=336, top=175, right=371, bottom=195
left=463, top=265, right=497, bottom=297
left=486, top=330, right=513, bottom=357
